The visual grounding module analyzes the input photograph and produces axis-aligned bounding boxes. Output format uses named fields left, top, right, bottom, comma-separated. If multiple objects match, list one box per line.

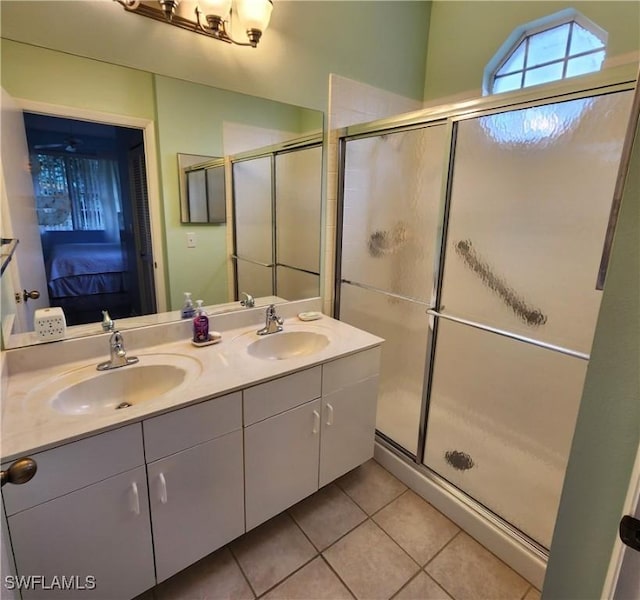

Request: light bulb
left=235, top=0, right=272, bottom=33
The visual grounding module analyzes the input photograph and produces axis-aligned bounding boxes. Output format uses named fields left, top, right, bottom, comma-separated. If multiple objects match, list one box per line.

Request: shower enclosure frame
left=230, top=133, right=323, bottom=300
left=333, top=63, right=638, bottom=586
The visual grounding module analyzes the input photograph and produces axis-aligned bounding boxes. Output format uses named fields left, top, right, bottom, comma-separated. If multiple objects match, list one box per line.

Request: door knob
left=0, top=457, right=37, bottom=487
left=23, top=289, right=41, bottom=302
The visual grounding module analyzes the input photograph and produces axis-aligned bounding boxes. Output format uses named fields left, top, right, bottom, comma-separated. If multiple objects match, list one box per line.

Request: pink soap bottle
left=193, top=300, right=209, bottom=343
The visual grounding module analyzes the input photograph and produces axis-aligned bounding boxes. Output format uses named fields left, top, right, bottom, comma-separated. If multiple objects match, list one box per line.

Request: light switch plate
left=187, top=232, right=196, bottom=248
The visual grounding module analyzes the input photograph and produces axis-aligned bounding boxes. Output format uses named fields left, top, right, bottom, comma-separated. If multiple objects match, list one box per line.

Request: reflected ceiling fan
left=34, top=136, right=84, bottom=153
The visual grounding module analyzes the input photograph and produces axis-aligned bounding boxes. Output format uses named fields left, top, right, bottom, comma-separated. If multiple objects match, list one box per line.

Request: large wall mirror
left=0, top=40, right=324, bottom=349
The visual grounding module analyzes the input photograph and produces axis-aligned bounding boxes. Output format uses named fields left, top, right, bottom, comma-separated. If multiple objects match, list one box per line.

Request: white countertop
left=1, top=316, right=383, bottom=462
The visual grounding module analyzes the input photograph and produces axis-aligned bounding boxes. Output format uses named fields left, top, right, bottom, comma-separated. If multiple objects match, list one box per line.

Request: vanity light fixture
left=114, top=0, right=273, bottom=48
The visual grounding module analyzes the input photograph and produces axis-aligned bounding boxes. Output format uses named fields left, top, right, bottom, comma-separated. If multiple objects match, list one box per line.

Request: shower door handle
left=619, top=515, right=640, bottom=552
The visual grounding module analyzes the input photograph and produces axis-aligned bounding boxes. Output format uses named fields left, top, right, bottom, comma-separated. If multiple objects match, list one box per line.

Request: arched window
left=483, top=9, right=607, bottom=95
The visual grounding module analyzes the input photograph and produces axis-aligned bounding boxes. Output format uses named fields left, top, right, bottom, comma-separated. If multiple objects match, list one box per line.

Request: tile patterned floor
left=141, top=460, right=542, bottom=600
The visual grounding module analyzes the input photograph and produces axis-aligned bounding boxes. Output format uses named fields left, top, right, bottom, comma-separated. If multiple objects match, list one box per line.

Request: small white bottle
left=181, top=292, right=196, bottom=319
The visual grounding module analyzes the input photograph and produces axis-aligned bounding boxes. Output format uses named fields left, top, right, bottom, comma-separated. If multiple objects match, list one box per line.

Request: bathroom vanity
left=0, top=307, right=382, bottom=599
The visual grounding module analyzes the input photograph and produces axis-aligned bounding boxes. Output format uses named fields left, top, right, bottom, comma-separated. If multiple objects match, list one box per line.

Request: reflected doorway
left=24, top=113, right=156, bottom=326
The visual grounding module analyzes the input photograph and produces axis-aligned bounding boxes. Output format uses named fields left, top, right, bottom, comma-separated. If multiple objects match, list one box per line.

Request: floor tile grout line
left=254, top=552, right=321, bottom=599
left=521, top=584, right=534, bottom=600
left=422, top=528, right=463, bottom=574
left=318, top=553, right=358, bottom=600
left=227, top=542, right=259, bottom=599
left=389, top=569, right=427, bottom=600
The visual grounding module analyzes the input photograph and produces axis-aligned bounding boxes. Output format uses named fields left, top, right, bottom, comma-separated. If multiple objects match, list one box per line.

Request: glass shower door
left=232, top=156, right=274, bottom=297
left=423, top=91, right=634, bottom=548
left=338, top=124, right=448, bottom=455
left=275, top=145, right=322, bottom=299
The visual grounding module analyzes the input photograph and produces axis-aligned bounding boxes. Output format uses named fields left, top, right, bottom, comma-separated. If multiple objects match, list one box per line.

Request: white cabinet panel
left=243, top=367, right=321, bottom=426
left=322, top=347, right=381, bottom=395
left=245, top=399, right=321, bottom=530
left=144, top=392, right=242, bottom=462
left=320, top=376, right=379, bottom=487
left=2, top=424, right=143, bottom=516
left=8, top=467, right=154, bottom=600
left=148, top=430, right=245, bottom=582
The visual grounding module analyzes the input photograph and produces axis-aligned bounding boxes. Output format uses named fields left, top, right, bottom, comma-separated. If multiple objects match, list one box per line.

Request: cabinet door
left=148, top=430, right=245, bottom=583
left=245, top=399, right=321, bottom=530
left=319, top=376, right=379, bottom=488
left=8, top=467, right=154, bottom=599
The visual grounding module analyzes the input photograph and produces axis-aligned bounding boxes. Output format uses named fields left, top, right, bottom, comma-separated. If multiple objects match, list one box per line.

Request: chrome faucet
left=257, top=304, right=283, bottom=336
left=101, top=310, right=115, bottom=332
left=97, top=330, right=139, bottom=371
left=240, top=292, right=255, bottom=308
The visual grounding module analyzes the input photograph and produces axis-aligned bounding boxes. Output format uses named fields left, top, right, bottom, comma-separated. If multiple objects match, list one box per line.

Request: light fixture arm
left=114, top=0, right=269, bottom=48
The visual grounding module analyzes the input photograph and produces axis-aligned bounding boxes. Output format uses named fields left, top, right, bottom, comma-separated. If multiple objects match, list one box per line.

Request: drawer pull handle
left=131, top=481, right=140, bottom=515
left=326, top=403, right=334, bottom=426
left=159, top=473, right=168, bottom=504
left=312, top=410, right=320, bottom=434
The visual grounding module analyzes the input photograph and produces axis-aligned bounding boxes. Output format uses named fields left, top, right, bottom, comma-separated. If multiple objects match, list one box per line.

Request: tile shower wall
left=323, top=75, right=422, bottom=315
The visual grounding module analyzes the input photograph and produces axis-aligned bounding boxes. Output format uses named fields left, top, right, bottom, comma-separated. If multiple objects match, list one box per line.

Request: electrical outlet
left=187, top=232, right=196, bottom=248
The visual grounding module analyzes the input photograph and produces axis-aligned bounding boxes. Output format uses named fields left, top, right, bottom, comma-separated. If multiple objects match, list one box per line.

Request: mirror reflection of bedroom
left=24, top=113, right=156, bottom=326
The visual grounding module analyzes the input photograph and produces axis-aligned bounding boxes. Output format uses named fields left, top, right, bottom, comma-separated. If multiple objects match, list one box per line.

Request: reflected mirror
left=178, top=154, right=226, bottom=224
left=1, top=51, right=324, bottom=349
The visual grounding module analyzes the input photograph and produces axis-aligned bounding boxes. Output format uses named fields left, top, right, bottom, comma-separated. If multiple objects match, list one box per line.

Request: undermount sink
left=29, top=353, right=202, bottom=415
left=247, top=330, right=330, bottom=360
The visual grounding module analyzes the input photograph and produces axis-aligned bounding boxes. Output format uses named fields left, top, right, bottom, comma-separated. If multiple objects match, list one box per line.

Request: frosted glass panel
left=569, top=23, right=604, bottom=55
left=523, top=62, right=563, bottom=87
left=187, top=170, right=207, bottom=222
left=206, top=165, right=226, bottom=223
left=566, top=51, right=605, bottom=78
left=340, top=283, right=429, bottom=455
left=236, top=260, right=273, bottom=298
left=276, top=147, right=322, bottom=273
left=276, top=266, right=319, bottom=300
left=441, top=91, right=633, bottom=353
left=233, top=157, right=272, bottom=263
left=527, top=24, right=570, bottom=67
left=341, top=124, right=447, bottom=302
left=497, top=43, right=525, bottom=75
left=423, top=319, right=588, bottom=548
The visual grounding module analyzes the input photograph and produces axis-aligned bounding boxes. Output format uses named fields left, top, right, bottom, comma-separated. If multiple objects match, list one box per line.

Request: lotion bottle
left=193, top=300, right=209, bottom=343
left=181, top=292, right=195, bottom=319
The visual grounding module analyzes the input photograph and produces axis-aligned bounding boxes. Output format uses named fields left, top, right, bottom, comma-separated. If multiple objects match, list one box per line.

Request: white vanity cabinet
left=143, top=392, right=244, bottom=583
left=319, top=348, right=381, bottom=487
left=244, top=367, right=323, bottom=530
left=1, top=425, right=154, bottom=600
left=244, top=348, right=381, bottom=530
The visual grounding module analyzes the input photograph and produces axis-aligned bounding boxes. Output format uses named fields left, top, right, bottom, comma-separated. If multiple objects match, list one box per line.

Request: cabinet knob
left=1, top=457, right=37, bottom=487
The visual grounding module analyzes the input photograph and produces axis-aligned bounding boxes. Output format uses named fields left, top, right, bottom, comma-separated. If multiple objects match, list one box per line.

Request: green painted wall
left=424, top=1, right=640, bottom=101
left=0, top=40, right=155, bottom=119
left=1, top=1, right=431, bottom=111
left=543, top=109, right=640, bottom=598
left=154, top=75, right=319, bottom=310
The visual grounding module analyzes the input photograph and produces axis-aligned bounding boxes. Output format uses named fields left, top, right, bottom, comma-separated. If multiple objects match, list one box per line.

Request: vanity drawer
left=322, top=347, right=381, bottom=395
left=243, top=366, right=322, bottom=426
left=2, top=423, right=144, bottom=516
left=143, top=392, right=242, bottom=462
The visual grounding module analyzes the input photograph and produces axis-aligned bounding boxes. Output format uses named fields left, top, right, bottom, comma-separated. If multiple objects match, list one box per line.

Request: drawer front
left=243, top=366, right=322, bottom=426
left=322, top=347, right=381, bottom=395
left=2, top=424, right=144, bottom=516
left=143, top=392, right=242, bottom=462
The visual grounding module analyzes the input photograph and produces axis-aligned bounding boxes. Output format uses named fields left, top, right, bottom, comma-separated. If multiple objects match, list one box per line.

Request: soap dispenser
left=181, top=292, right=196, bottom=319
left=193, top=300, right=209, bottom=343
